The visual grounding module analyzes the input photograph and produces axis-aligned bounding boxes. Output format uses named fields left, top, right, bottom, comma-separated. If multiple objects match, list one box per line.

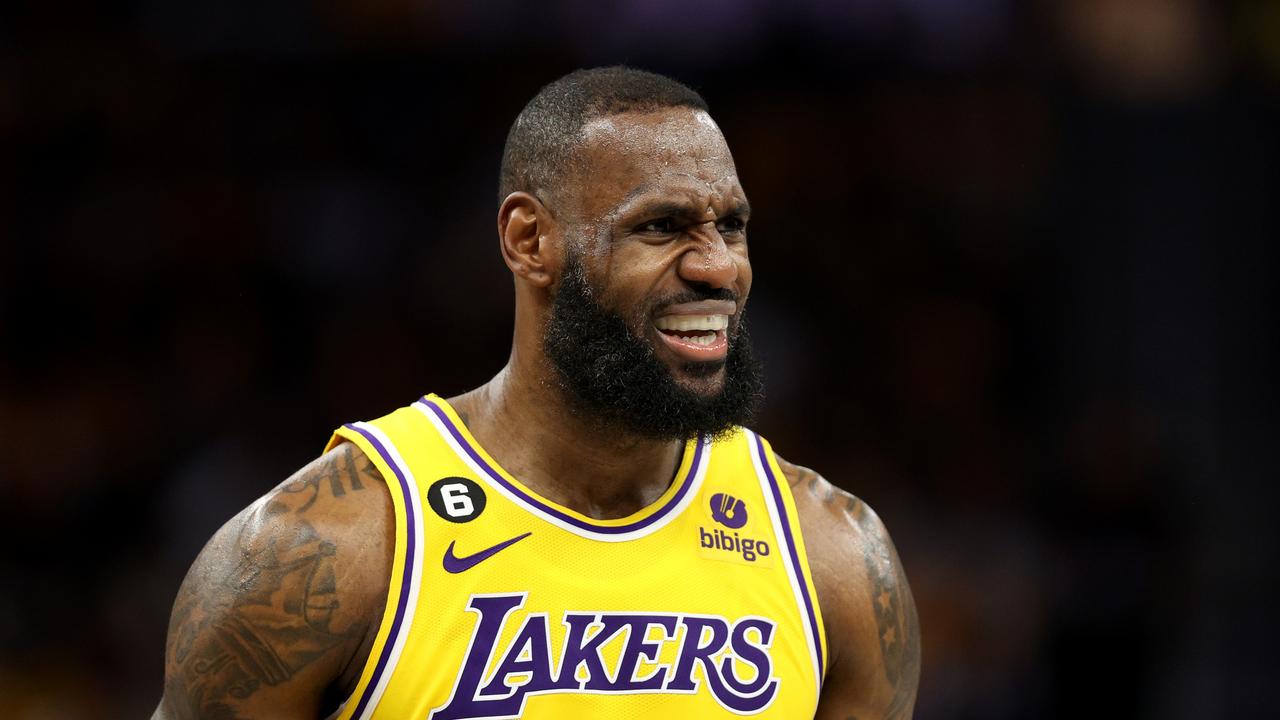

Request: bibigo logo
left=699, top=493, right=771, bottom=563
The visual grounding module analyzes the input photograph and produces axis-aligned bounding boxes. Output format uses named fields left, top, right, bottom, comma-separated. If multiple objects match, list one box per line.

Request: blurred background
left=2, top=0, right=1277, bottom=717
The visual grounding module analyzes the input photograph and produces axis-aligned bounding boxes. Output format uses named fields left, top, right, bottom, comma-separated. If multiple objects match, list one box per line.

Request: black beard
left=543, top=254, right=764, bottom=441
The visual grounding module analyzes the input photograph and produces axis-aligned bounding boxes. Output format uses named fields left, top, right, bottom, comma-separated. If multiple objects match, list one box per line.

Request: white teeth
left=688, top=333, right=716, bottom=346
left=654, top=314, right=729, bottom=332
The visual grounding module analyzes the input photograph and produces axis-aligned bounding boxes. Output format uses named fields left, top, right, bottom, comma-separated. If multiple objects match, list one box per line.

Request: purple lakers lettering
left=430, top=593, right=780, bottom=719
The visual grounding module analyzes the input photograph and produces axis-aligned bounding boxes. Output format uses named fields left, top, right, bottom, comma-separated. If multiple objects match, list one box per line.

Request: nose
left=677, top=225, right=739, bottom=290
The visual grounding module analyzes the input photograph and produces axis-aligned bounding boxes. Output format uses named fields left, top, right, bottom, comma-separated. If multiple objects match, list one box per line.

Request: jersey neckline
left=413, top=394, right=709, bottom=541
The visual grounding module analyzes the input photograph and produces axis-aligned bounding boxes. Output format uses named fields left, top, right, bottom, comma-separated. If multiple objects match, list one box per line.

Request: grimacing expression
left=561, top=107, right=754, bottom=393
left=543, top=252, right=763, bottom=441
left=541, top=107, right=764, bottom=440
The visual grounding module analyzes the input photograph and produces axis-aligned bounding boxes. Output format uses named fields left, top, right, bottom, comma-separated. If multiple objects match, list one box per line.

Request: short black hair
left=498, top=66, right=709, bottom=205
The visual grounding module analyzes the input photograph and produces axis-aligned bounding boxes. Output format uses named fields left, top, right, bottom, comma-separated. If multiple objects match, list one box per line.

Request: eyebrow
left=623, top=198, right=752, bottom=222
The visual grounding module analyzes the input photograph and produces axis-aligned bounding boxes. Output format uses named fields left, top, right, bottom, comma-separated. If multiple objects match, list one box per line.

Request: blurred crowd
left=1, top=1, right=1276, bottom=717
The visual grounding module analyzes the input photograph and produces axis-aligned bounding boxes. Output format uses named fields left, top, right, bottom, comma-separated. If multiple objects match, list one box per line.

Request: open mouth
left=653, top=314, right=730, bottom=360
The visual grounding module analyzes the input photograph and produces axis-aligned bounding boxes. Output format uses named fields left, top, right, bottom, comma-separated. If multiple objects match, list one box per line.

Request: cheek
left=735, top=249, right=753, bottom=295
left=598, top=244, right=670, bottom=296
left=586, top=262, right=659, bottom=327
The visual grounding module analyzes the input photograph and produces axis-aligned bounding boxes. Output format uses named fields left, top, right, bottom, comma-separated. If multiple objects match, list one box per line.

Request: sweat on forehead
left=579, top=108, right=728, bottom=160
left=568, top=109, right=740, bottom=217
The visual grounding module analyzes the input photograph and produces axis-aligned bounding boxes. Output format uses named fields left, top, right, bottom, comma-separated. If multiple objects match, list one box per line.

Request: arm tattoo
left=280, top=444, right=374, bottom=512
left=164, top=445, right=372, bottom=718
left=793, top=465, right=867, bottom=523
left=787, top=459, right=918, bottom=718
left=864, top=523, right=921, bottom=720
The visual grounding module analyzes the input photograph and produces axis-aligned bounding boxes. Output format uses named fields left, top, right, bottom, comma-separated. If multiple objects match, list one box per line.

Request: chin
left=672, top=361, right=727, bottom=394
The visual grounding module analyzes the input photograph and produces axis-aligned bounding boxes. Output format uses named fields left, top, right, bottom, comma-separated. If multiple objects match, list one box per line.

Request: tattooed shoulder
left=858, top=505, right=920, bottom=719
left=272, top=443, right=380, bottom=513
left=779, top=458, right=867, bottom=523
left=777, top=456, right=920, bottom=720
left=158, top=443, right=393, bottom=719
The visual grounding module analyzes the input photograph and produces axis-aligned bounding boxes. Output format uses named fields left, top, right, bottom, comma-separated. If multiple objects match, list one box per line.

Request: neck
left=447, top=356, right=687, bottom=521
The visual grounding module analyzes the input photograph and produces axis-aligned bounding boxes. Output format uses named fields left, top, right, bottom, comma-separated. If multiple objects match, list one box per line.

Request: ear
left=497, top=191, right=557, bottom=288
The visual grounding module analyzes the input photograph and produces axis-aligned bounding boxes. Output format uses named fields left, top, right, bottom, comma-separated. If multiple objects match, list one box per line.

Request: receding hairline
left=577, top=106, right=723, bottom=143
left=497, top=66, right=711, bottom=205
left=576, top=114, right=738, bottom=224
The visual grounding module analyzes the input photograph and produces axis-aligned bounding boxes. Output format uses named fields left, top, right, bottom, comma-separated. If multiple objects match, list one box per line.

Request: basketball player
left=154, top=67, right=920, bottom=719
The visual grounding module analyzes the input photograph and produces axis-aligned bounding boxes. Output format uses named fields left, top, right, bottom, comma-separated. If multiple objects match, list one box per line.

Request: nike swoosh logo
left=442, top=532, right=532, bottom=574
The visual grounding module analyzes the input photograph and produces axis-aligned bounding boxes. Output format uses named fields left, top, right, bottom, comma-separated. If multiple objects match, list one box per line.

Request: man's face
left=541, top=107, right=762, bottom=440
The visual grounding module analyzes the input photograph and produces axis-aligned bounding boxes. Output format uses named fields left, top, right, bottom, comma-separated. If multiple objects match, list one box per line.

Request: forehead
left=571, top=107, right=743, bottom=219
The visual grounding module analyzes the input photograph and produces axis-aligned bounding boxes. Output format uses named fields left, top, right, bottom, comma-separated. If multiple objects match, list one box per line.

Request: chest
left=333, top=400, right=825, bottom=719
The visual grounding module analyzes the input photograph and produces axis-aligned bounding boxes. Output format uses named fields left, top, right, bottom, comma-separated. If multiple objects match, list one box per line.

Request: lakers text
left=430, top=592, right=781, bottom=718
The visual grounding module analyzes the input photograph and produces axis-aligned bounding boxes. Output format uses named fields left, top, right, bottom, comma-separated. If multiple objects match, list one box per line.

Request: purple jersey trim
left=752, top=431, right=826, bottom=685
left=343, top=423, right=418, bottom=719
left=419, top=397, right=704, bottom=536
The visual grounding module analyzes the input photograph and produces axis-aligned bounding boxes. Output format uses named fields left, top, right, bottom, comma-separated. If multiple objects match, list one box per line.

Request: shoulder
left=234, top=443, right=394, bottom=618
left=157, top=443, right=394, bottom=719
left=775, top=455, right=921, bottom=719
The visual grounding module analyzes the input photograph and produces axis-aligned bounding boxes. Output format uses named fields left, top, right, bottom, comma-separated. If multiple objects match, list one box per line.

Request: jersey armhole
left=325, top=423, right=423, bottom=720
left=748, top=431, right=830, bottom=686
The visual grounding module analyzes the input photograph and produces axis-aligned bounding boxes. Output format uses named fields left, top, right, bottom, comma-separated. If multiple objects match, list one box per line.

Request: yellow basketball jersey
left=326, top=394, right=827, bottom=719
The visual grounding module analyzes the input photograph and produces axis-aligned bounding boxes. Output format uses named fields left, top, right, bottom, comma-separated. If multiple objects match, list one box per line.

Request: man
left=155, top=66, right=920, bottom=719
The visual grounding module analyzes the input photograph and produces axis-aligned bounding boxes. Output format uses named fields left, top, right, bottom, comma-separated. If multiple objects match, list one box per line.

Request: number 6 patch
left=427, top=477, right=487, bottom=523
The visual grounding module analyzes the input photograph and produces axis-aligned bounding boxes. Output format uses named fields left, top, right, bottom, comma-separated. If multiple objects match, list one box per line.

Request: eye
left=636, top=218, right=677, bottom=234
left=716, top=216, right=747, bottom=235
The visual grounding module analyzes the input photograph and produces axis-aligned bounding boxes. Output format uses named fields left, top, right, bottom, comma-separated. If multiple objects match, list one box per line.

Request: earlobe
left=498, top=192, right=555, bottom=288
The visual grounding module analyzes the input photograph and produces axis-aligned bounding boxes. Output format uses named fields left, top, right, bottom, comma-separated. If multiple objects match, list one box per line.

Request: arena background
left=2, top=1, right=1277, bottom=717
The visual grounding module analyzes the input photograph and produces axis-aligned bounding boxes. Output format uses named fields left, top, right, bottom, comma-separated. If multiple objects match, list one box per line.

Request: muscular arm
left=780, top=458, right=921, bottom=720
left=154, top=443, right=393, bottom=720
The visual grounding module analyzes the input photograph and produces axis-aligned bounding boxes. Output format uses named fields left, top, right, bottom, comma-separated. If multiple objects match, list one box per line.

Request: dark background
left=2, top=0, right=1276, bottom=717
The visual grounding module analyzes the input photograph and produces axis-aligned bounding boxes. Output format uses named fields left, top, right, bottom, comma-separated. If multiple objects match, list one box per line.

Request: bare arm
left=154, top=443, right=393, bottom=719
left=780, top=458, right=921, bottom=720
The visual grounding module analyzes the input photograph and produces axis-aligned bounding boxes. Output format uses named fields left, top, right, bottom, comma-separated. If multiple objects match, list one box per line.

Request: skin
left=155, top=106, right=919, bottom=719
